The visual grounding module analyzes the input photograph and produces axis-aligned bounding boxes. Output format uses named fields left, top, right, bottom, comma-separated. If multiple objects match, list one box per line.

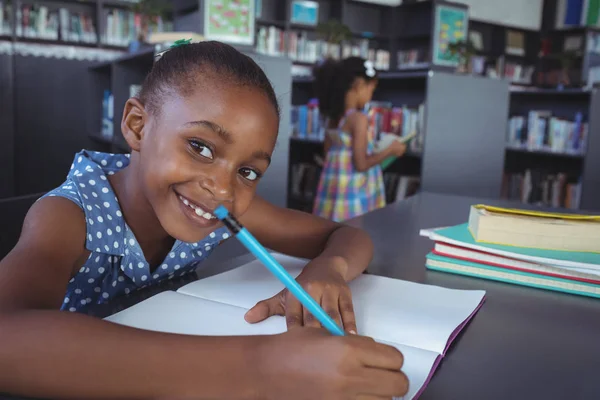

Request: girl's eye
left=190, top=140, right=213, bottom=159
left=239, top=167, right=260, bottom=181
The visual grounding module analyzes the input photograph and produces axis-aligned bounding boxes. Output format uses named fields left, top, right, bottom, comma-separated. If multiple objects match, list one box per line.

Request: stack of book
left=420, top=204, right=600, bottom=298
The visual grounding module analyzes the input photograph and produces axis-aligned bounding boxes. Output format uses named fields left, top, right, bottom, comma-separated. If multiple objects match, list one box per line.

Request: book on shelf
left=102, top=89, right=113, bottom=140
left=102, top=8, right=171, bottom=47
left=556, top=0, right=600, bottom=28
left=256, top=25, right=390, bottom=70
left=501, top=169, right=582, bottom=210
left=291, top=101, right=325, bottom=141
left=468, top=204, right=600, bottom=253
left=105, top=252, right=486, bottom=400
left=397, top=47, right=430, bottom=70
left=14, top=3, right=97, bottom=44
left=507, top=111, right=588, bottom=155
left=365, top=101, right=425, bottom=154
left=0, top=2, right=12, bottom=36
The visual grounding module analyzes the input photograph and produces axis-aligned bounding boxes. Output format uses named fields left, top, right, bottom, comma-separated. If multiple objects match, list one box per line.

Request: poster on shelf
left=432, top=4, right=468, bottom=66
left=204, top=0, right=255, bottom=45
left=290, top=1, right=319, bottom=26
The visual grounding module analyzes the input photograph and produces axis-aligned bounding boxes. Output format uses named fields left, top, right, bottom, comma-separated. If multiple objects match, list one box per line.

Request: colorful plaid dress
left=312, top=109, right=386, bottom=222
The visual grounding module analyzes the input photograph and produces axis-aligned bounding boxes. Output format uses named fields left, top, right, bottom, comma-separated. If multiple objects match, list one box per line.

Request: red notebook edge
left=431, top=243, right=600, bottom=286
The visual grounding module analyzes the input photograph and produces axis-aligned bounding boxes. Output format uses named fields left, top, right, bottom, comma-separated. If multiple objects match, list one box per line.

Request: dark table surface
left=3, top=192, right=600, bottom=399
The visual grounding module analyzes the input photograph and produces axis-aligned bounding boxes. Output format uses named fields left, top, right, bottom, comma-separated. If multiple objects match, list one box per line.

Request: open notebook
left=105, top=253, right=486, bottom=399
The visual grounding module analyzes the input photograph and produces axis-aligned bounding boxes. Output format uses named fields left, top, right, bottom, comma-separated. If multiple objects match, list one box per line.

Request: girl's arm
left=0, top=199, right=409, bottom=399
left=350, top=112, right=404, bottom=172
left=0, top=197, right=262, bottom=399
left=240, top=196, right=372, bottom=282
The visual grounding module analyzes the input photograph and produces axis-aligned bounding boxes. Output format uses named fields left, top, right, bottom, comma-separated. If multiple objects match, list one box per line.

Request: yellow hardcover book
left=473, top=204, right=600, bottom=221
left=468, top=205, right=600, bottom=253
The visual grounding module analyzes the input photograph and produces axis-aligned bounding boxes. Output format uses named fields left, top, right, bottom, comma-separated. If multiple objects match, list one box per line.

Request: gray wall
left=581, top=89, right=600, bottom=211
left=245, top=52, right=292, bottom=209
left=421, top=72, right=509, bottom=199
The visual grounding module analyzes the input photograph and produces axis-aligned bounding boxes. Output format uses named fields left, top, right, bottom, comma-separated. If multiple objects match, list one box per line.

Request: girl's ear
left=121, top=98, right=147, bottom=152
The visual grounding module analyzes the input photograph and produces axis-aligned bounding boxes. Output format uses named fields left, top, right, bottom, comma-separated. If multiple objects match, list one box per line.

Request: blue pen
left=214, top=205, right=345, bottom=336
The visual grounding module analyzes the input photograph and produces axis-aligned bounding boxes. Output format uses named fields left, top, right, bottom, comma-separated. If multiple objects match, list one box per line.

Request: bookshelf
left=288, top=71, right=510, bottom=212
left=504, top=85, right=600, bottom=211
left=0, top=0, right=172, bottom=50
left=0, top=0, right=176, bottom=196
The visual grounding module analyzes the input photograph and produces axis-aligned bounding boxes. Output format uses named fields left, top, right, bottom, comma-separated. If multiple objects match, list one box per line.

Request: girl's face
left=356, top=78, right=378, bottom=108
left=134, top=78, right=279, bottom=243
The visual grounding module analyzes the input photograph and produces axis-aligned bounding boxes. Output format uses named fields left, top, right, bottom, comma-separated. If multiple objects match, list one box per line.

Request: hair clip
left=364, top=60, right=376, bottom=77
left=154, top=38, right=193, bottom=61
left=171, top=38, right=192, bottom=48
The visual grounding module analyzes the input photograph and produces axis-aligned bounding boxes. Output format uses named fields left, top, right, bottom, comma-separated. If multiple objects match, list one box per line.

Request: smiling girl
left=0, top=41, right=408, bottom=399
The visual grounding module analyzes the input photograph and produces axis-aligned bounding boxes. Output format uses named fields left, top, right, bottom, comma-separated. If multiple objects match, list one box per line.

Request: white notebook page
left=105, top=290, right=438, bottom=400
left=176, top=253, right=486, bottom=354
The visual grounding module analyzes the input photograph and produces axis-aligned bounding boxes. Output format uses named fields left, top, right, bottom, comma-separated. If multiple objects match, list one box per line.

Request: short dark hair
left=313, top=56, right=378, bottom=124
left=139, top=41, right=279, bottom=118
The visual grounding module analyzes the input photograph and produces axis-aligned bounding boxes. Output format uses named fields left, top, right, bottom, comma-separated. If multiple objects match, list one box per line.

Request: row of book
left=256, top=25, right=391, bottom=70
left=14, top=4, right=97, bottom=43
left=507, top=111, right=588, bottom=155
left=501, top=169, right=582, bottom=210
left=102, top=8, right=172, bottom=47
left=422, top=205, right=600, bottom=300
left=397, top=48, right=429, bottom=70
left=0, top=2, right=10, bottom=36
left=366, top=101, right=425, bottom=154
left=290, top=101, right=324, bottom=141
left=556, top=0, right=600, bottom=28
left=0, top=2, right=172, bottom=47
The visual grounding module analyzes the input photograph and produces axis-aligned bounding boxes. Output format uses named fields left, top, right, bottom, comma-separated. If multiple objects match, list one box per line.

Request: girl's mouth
left=177, top=194, right=217, bottom=221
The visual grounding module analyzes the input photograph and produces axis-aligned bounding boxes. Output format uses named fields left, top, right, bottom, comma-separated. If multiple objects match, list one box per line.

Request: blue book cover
left=298, top=106, right=308, bottom=137
left=564, top=0, right=584, bottom=25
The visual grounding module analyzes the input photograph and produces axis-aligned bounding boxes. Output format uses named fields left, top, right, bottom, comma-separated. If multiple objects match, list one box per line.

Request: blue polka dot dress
left=42, top=150, right=231, bottom=313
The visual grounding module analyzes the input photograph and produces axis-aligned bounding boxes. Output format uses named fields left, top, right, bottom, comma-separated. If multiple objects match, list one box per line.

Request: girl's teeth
left=180, top=195, right=214, bottom=220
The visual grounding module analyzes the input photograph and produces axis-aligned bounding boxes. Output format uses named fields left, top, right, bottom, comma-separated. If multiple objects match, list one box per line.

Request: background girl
left=313, top=57, right=407, bottom=222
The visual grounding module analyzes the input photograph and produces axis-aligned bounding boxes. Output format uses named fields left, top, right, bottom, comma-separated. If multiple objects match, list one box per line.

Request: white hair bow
left=364, top=60, right=376, bottom=77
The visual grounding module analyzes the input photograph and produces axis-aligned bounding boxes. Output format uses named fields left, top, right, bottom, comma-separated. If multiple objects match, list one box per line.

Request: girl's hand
left=244, top=256, right=358, bottom=334
left=254, top=328, right=409, bottom=400
left=390, top=140, right=407, bottom=157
